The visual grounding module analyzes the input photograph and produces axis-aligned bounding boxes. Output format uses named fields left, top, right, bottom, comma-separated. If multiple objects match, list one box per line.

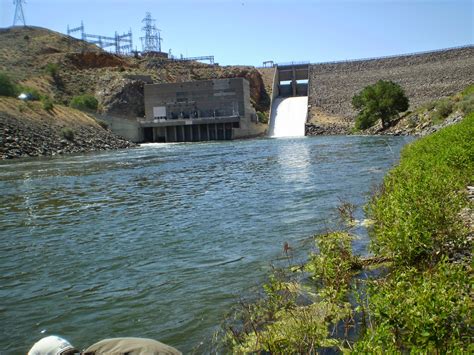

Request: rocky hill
left=0, top=26, right=270, bottom=119
left=308, top=46, right=474, bottom=129
left=0, top=26, right=272, bottom=159
left=0, top=97, right=134, bottom=159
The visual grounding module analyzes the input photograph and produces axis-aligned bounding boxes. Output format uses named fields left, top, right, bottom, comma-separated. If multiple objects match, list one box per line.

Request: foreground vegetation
left=223, top=113, right=473, bottom=353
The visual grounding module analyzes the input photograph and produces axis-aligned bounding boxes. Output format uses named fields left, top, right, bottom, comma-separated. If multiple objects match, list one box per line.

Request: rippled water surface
left=0, top=136, right=411, bottom=353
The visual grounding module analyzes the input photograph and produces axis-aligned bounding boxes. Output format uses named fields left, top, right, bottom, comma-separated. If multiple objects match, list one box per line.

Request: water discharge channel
left=268, top=96, right=309, bottom=137
left=0, top=136, right=411, bottom=353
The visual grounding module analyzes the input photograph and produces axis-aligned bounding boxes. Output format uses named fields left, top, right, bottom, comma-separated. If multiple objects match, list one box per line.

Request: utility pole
left=13, top=0, right=26, bottom=26
left=140, top=12, right=163, bottom=52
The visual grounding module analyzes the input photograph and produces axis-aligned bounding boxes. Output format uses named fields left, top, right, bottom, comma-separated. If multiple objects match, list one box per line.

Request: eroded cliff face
left=96, top=77, right=145, bottom=118
left=64, top=52, right=134, bottom=70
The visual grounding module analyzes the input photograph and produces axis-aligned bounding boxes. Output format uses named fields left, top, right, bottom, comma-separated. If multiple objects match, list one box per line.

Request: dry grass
left=0, top=97, right=99, bottom=127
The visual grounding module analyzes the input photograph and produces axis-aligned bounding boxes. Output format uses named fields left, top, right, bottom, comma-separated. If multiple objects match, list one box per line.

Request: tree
left=70, top=94, right=98, bottom=112
left=352, top=80, right=409, bottom=129
left=0, top=73, right=17, bottom=97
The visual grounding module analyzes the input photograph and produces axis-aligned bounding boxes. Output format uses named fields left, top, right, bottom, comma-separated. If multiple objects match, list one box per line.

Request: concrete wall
left=94, top=114, right=143, bottom=143
left=308, top=46, right=474, bottom=121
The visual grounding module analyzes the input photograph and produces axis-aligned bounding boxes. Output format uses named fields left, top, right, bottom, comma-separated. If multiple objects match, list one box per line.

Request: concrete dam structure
left=307, top=46, right=474, bottom=122
left=268, top=63, right=309, bottom=137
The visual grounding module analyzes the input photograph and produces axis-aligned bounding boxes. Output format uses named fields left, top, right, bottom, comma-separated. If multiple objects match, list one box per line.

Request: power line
left=13, top=0, right=26, bottom=26
left=141, top=12, right=163, bottom=53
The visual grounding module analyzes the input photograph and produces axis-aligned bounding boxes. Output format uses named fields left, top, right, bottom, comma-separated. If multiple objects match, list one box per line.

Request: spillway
left=268, top=96, right=308, bottom=138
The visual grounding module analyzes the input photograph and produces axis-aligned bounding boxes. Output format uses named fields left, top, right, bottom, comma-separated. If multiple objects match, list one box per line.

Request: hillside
left=308, top=46, right=474, bottom=127
left=0, top=97, right=133, bottom=159
left=0, top=26, right=271, bottom=119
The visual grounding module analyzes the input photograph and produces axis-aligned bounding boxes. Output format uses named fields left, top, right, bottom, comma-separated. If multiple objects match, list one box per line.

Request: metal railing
left=311, top=45, right=473, bottom=66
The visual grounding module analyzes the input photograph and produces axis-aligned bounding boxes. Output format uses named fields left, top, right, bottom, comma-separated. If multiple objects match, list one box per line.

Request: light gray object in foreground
left=28, top=336, right=75, bottom=355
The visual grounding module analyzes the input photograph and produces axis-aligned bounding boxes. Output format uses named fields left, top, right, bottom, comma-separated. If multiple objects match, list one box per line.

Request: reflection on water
left=0, top=136, right=411, bottom=353
left=276, top=137, right=311, bottom=183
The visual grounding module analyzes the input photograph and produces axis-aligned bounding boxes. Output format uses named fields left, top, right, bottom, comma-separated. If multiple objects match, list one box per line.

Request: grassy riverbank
left=224, top=113, right=473, bottom=352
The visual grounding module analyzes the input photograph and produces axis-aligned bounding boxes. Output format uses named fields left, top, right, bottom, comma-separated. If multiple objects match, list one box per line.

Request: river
left=0, top=136, right=411, bottom=353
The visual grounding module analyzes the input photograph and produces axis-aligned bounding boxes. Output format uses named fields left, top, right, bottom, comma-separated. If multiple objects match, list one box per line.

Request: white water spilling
left=268, top=96, right=308, bottom=137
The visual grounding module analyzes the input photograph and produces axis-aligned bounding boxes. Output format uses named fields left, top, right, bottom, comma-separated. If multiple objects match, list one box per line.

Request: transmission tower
left=13, top=0, right=26, bottom=26
left=140, top=12, right=163, bottom=52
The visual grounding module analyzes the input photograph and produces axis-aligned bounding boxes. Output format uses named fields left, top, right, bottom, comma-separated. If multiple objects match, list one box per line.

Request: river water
left=0, top=136, right=410, bottom=353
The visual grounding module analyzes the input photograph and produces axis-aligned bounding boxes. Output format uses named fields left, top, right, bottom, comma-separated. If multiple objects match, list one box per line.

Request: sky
left=1, top=0, right=473, bottom=66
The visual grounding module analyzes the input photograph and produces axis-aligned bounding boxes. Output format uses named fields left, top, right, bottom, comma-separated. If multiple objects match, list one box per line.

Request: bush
left=0, top=72, right=18, bottom=97
left=95, top=119, right=109, bottom=130
left=18, top=86, right=41, bottom=101
left=431, top=98, right=453, bottom=123
left=45, top=63, right=59, bottom=78
left=352, top=80, right=409, bottom=129
left=70, top=94, right=98, bottom=112
left=61, top=127, right=74, bottom=141
left=41, top=96, right=54, bottom=111
left=256, top=111, right=268, bottom=124
left=456, top=95, right=474, bottom=115
left=305, top=232, right=360, bottom=299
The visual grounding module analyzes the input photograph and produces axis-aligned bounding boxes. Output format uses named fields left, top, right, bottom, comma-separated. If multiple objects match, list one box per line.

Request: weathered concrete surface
left=308, top=47, right=474, bottom=122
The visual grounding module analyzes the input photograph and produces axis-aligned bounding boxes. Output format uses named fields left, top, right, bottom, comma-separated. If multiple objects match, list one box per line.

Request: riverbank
left=0, top=97, right=135, bottom=159
left=224, top=113, right=473, bottom=352
left=362, top=84, right=474, bottom=137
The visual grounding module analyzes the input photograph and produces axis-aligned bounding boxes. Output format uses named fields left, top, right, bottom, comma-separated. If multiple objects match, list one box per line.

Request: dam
left=100, top=46, right=473, bottom=142
left=268, top=63, right=310, bottom=138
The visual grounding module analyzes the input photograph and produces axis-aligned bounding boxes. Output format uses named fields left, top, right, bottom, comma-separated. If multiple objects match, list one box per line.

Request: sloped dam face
left=268, top=96, right=308, bottom=138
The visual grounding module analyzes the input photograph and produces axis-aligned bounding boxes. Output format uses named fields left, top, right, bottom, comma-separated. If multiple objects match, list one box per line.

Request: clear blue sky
left=1, top=0, right=473, bottom=66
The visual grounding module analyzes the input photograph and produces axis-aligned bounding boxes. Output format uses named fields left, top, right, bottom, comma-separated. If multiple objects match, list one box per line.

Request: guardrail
left=312, top=45, right=473, bottom=65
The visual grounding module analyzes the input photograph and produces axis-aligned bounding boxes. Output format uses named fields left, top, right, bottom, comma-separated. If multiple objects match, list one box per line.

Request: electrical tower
left=141, top=12, right=163, bottom=52
left=13, top=0, right=26, bottom=26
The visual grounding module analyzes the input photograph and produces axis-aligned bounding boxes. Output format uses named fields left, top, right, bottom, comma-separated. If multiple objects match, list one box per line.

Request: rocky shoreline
left=1, top=111, right=135, bottom=160
left=305, top=122, right=350, bottom=135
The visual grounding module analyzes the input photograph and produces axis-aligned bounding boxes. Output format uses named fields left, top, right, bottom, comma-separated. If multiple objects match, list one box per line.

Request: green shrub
left=18, top=86, right=41, bottom=101
left=45, top=63, right=59, bottom=78
left=256, top=111, right=268, bottom=124
left=41, top=96, right=54, bottom=111
left=95, top=119, right=109, bottom=130
left=70, top=94, right=98, bottom=112
left=354, top=260, right=473, bottom=353
left=367, top=113, right=474, bottom=265
left=431, top=98, right=453, bottom=123
left=305, top=232, right=360, bottom=299
left=60, top=127, right=74, bottom=141
left=352, top=80, right=409, bottom=129
left=459, top=84, right=474, bottom=97
left=0, top=72, right=18, bottom=97
left=455, top=92, right=474, bottom=115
